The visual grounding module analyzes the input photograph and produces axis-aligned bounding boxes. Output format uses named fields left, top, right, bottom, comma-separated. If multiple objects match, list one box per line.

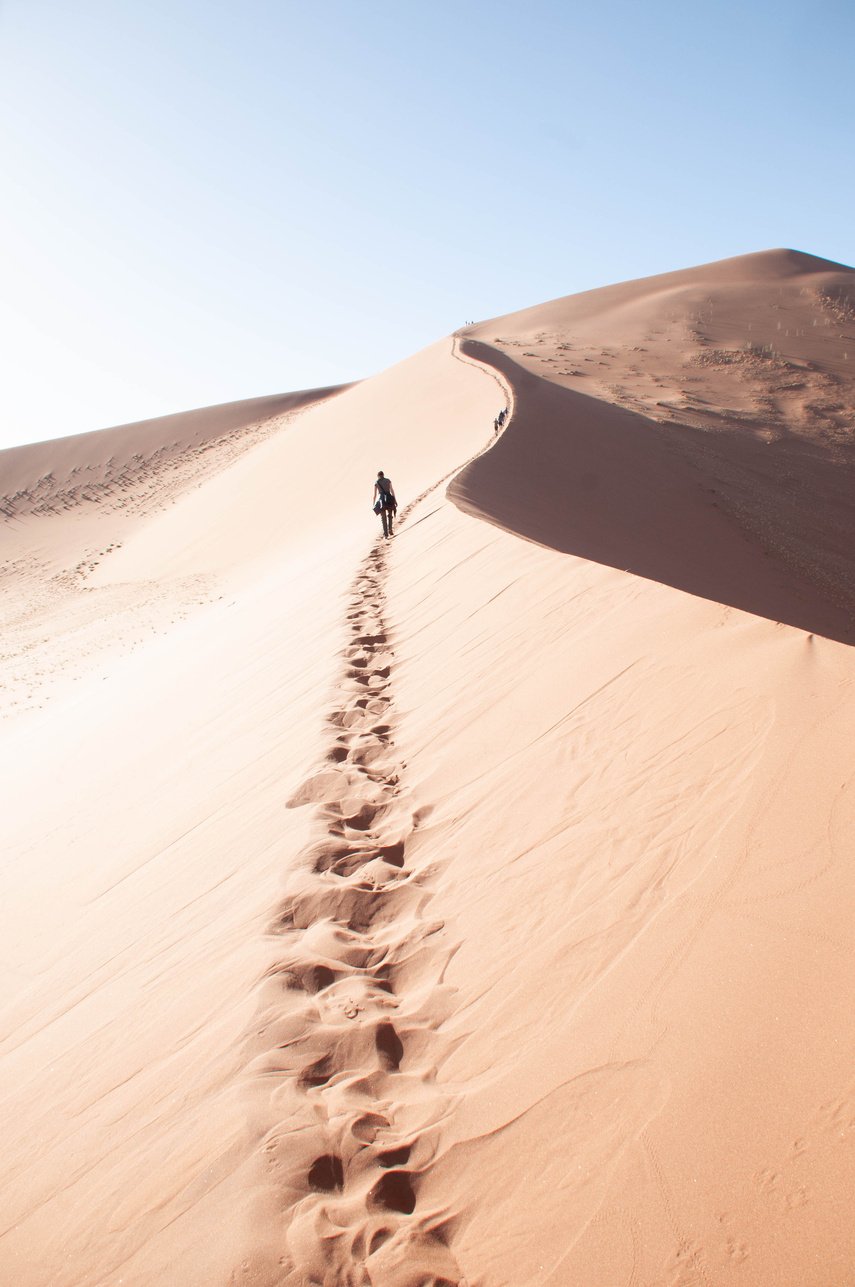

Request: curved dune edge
left=450, top=248, right=855, bottom=645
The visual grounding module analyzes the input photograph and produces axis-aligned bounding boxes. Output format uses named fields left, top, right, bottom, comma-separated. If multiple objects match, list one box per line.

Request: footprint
left=369, top=1171, right=416, bottom=1214
left=286, top=771, right=348, bottom=809
left=309, top=841, right=356, bottom=873
left=281, top=963, right=339, bottom=994
left=368, top=1227, right=393, bottom=1255
left=755, top=1167, right=780, bottom=1194
left=377, top=1143, right=411, bottom=1167
left=351, top=1113, right=390, bottom=1144
left=299, top=1056, right=335, bottom=1090
left=328, top=852, right=375, bottom=878
left=375, top=1021, right=404, bottom=1070
left=307, top=1154, right=344, bottom=1192
left=342, top=802, right=386, bottom=831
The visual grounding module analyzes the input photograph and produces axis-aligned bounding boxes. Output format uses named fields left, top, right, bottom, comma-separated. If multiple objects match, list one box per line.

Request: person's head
left=377, top=470, right=385, bottom=479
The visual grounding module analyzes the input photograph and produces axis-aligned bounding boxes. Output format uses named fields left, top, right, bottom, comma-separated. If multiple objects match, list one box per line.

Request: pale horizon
left=2, top=0, right=854, bottom=450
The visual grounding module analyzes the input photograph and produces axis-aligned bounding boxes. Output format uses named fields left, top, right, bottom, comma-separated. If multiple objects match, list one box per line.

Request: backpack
left=374, top=481, right=396, bottom=512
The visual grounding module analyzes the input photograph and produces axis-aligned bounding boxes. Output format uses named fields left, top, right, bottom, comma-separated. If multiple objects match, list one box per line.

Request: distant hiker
left=373, top=470, right=397, bottom=538
left=493, top=418, right=500, bottom=435
left=498, top=407, right=507, bottom=426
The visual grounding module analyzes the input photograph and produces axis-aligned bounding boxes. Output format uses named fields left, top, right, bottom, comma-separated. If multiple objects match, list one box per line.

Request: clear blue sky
left=1, top=0, right=853, bottom=449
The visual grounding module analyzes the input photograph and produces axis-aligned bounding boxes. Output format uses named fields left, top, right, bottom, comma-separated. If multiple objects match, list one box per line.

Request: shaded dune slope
left=453, top=249, right=855, bottom=644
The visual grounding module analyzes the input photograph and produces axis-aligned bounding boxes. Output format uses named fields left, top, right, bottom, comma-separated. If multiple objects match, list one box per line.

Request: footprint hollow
left=307, top=1154, right=344, bottom=1192
left=369, top=1171, right=416, bottom=1214
left=375, top=1021, right=404, bottom=1071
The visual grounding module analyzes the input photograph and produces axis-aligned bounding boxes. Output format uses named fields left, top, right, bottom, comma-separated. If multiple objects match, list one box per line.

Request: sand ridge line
left=0, top=402, right=335, bottom=722
left=451, top=335, right=514, bottom=430
left=367, top=337, right=513, bottom=535
left=0, top=386, right=348, bottom=524
left=0, top=415, right=282, bottom=523
left=244, top=350, right=510, bottom=1285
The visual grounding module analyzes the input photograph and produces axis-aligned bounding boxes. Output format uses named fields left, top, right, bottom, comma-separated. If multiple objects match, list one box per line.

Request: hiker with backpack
left=373, top=470, right=397, bottom=538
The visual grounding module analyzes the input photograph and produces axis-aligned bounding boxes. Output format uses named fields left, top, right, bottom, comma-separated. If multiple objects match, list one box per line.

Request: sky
left=1, top=0, right=853, bottom=450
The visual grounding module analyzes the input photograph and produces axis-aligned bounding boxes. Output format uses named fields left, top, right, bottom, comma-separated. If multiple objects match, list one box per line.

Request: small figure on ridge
left=373, top=470, right=397, bottom=539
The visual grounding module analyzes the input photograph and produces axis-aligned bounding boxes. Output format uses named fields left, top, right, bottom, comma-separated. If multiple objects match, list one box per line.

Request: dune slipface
left=2, top=251, right=855, bottom=1286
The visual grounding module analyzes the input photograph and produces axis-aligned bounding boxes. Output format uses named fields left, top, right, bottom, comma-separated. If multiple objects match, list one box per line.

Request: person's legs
left=381, top=506, right=390, bottom=537
left=386, top=505, right=394, bottom=536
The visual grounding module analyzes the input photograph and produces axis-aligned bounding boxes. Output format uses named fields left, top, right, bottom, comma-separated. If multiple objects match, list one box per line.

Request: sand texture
left=2, top=249, right=854, bottom=1285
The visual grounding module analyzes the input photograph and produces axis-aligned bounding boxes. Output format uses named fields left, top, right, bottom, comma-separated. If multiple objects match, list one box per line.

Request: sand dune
left=0, top=385, right=346, bottom=721
left=1, top=387, right=347, bottom=522
left=457, top=249, right=855, bottom=640
left=2, top=250, right=854, bottom=1285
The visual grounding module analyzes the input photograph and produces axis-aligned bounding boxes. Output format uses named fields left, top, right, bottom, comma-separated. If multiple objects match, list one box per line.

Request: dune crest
left=457, top=248, right=855, bottom=642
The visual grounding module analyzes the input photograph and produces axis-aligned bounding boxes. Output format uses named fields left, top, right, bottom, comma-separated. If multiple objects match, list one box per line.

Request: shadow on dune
left=450, top=341, right=855, bottom=645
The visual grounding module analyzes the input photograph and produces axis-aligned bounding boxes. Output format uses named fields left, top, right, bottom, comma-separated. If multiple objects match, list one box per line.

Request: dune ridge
left=0, top=384, right=348, bottom=720
left=1, top=386, right=348, bottom=519
left=455, top=248, right=855, bottom=641
left=241, top=375, right=514, bottom=1284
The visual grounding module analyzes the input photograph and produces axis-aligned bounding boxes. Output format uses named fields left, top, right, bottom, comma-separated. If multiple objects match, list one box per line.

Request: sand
left=1, top=249, right=854, bottom=1285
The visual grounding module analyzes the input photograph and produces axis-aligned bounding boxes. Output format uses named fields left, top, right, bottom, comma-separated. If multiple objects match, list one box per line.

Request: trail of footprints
left=248, top=349, right=509, bottom=1284
left=251, top=536, right=466, bottom=1287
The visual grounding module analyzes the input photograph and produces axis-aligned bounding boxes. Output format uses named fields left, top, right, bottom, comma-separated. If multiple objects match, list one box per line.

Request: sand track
left=255, top=540, right=462, bottom=1284
left=243, top=348, right=509, bottom=1286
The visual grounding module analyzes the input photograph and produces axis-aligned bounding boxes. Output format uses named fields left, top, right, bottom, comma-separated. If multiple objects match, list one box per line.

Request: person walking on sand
left=373, top=470, right=397, bottom=538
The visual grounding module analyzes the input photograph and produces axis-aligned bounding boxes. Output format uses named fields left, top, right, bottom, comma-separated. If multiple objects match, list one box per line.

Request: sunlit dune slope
left=2, top=386, right=347, bottom=521
left=2, top=250, right=855, bottom=1287
left=0, top=382, right=346, bottom=720
left=0, top=339, right=498, bottom=1285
